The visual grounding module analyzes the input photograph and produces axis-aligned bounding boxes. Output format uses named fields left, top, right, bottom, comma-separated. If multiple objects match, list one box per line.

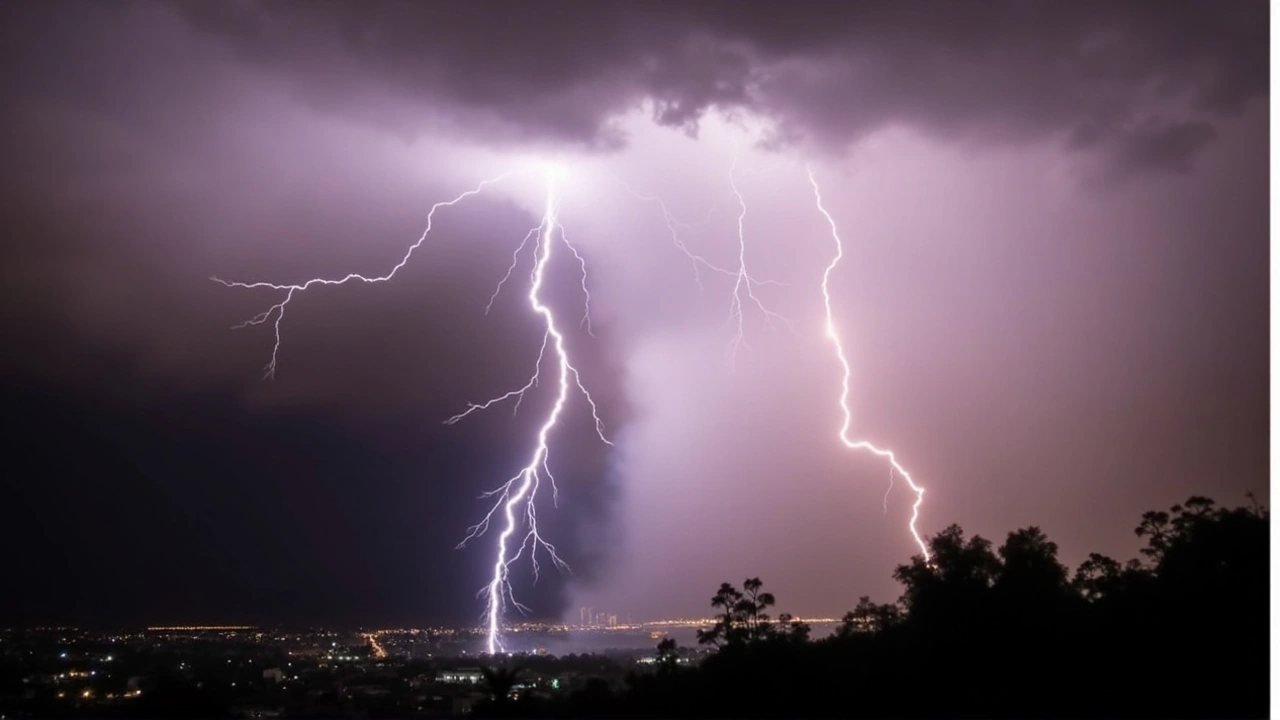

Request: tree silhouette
left=479, top=665, right=521, bottom=706
left=654, top=637, right=679, bottom=675
left=776, top=613, right=811, bottom=642
left=548, top=494, right=1270, bottom=720
left=695, top=582, right=742, bottom=647
left=995, top=526, right=1069, bottom=595
left=736, top=577, right=777, bottom=642
left=695, top=577, right=779, bottom=647
left=837, top=596, right=902, bottom=637
left=893, top=523, right=1001, bottom=631
left=1135, top=508, right=1174, bottom=559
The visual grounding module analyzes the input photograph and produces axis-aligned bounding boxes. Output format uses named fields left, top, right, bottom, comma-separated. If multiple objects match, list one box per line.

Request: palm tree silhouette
left=480, top=665, right=522, bottom=705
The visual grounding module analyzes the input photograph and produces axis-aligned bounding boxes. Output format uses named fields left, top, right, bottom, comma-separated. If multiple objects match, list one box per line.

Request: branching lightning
left=448, top=176, right=611, bottom=653
left=213, top=172, right=520, bottom=379
left=807, top=166, right=931, bottom=561
left=608, top=172, right=781, bottom=299
left=217, top=166, right=609, bottom=654
left=216, top=152, right=934, bottom=654
left=610, top=153, right=790, bottom=367
left=725, top=151, right=792, bottom=365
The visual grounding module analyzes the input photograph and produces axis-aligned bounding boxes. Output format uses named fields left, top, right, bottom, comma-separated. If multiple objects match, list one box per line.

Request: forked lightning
left=807, top=166, right=930, bottom=561
left=217, top=158, right=931, bottom=655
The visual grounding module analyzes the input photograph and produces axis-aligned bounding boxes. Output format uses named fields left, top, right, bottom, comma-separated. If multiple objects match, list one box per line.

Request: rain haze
left=0, top=1, right=1268, bottom=629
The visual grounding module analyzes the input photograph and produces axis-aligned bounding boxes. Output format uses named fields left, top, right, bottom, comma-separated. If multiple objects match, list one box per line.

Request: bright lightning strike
left=449, top=174, right=611, bottom=653
left=807, top=166, right=930, bottom=562
left=217, top=166, right=609, bottom=654
left=218, top=152, right=930, bottom=651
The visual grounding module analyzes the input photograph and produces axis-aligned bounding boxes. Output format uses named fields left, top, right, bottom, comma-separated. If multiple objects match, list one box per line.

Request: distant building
left=436, top=667, right=484, bottom=684
left=262, top=668, right=284, bottom=683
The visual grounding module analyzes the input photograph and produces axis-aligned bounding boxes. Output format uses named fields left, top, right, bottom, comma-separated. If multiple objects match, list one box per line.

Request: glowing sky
left=0, top=1, right=1267, bottom=627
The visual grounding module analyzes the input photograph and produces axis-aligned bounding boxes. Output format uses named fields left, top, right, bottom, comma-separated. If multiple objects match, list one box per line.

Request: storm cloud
left=0, top=1, right=1267, bottom=630
left=174, top=0, right=1266, bottom=174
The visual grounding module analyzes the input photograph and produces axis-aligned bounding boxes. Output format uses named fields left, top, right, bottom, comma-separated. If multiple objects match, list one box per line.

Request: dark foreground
left=1, top=495, right=1266, bottom=719
left=475, top=496, right=1267, bottom=720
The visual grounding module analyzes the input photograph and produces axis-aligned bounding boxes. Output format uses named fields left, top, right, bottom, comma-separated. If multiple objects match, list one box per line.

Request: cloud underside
left=179, top=0, right=1266, bottom=175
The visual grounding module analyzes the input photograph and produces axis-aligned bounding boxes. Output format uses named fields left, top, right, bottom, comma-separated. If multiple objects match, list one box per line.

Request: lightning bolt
left=448, top=175, right=611, bottom=653
left=216, top=153, right=931, bottom=650
left=217, top=167, right=609, bottom=654
left=608, top=168, right=791, bottom=319
left=610, top=153, right=790, bottom=368
left=807, top=166, right=930, bottom=562
left=725, top=151, right=793, bottom=367
left=212, top=172, right=521, bottom=379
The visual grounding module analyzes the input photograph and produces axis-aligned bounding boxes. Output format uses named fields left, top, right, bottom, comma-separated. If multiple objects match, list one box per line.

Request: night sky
left=0, top=1, right=1268, bottom=629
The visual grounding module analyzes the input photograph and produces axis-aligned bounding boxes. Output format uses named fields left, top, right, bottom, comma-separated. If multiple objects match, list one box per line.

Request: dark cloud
left=0, top=350, right=595, bottom=628
left=174, top=0, right=1267, bottom=172
left=1068, top=115, right=1218, bottom=177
